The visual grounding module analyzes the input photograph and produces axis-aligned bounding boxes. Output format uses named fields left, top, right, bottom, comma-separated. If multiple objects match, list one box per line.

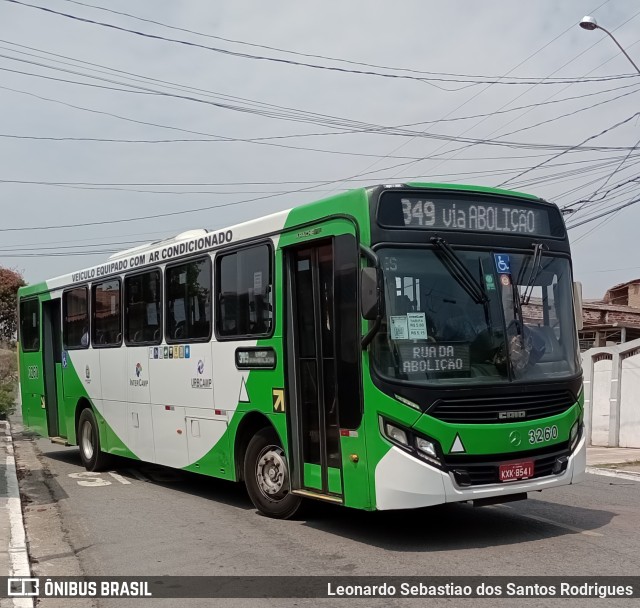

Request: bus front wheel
left=77, top=408, right=111, bottom=472
left=244, top=428, right=302, bottom=519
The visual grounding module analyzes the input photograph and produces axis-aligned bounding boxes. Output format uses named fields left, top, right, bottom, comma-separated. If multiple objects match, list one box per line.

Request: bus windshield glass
left=372, top=248, right=580, bottom=386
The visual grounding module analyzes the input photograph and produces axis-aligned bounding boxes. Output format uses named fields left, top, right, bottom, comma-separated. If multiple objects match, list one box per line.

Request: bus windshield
left=372, top=247, right=580, bottom=386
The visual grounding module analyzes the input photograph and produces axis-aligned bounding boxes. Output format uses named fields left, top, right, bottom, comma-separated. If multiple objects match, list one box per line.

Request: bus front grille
left=443, top=443, right=572, bottom=487
left=427, top=391, right=576, bottom=423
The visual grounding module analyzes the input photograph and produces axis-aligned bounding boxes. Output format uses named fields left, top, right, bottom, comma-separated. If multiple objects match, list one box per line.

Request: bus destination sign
left=378, top=195, right=557, bottom=236
left=397, top=342, right=470, bottom=375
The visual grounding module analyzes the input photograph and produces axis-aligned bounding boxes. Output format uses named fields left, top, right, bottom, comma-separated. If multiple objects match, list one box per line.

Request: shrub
left=0, top=348, right=17, bottom=418
left=0, top=384, right=14, bottom=418
left=0, top=267, right=25, bottom=343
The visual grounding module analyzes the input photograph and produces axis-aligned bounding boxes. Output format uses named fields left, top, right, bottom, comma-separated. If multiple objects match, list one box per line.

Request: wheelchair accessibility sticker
left=494, top=254, right=511, bottom=274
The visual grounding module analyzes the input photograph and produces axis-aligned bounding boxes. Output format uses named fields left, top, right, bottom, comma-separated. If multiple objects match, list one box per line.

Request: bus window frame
left=62, top=285, right=90, bottom=351
left=214, top=240, right=275, bottom=342
left=19, top=297, right=41, bottom=353
left=124, top=267, right=163, bottom=347
left=91, top=278, right=123, bottom=349
left=164, top=255, right=213, bottom=345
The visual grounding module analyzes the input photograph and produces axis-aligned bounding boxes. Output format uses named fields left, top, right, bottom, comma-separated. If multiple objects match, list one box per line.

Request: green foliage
left=0, top=267, right=26, bottom=344
left=0, top=385, right=14, bottom=418
left=0, top=348, right=17, bottom=417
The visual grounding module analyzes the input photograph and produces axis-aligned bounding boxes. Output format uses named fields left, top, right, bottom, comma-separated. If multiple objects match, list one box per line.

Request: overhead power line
left=6, top=83, right=639, bottom=157
left=4, top=37, right=639, bottom=138
left=4, top=0, right=639, bottom=86
left=568, top=196, right=640, bottom=229
left=3, top=152, right=637, bottom=194
left=0, top=157, right=426, bottom=233
left=57, top=0, right=630, bottom=84
left=497, top=112, right=640, bottom=187
left=386, top=4, right=640, bottom=184
left=337, top=0, right=625, bottom=190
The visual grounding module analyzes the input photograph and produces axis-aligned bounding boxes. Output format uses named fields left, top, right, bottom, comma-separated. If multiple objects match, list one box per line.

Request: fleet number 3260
left=528, top=425, right=558, bottom=444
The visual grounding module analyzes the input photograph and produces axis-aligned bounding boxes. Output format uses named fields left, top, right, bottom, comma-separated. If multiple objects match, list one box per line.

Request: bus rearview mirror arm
left=573, top=281, right=583, bottom=331
left=360, top=245, right=384, bottom=349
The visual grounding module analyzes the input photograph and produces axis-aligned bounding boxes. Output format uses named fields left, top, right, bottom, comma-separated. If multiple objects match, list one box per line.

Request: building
left=521, top=279, right=640, bottom=351
left=580, top=279, right=640, bottom=350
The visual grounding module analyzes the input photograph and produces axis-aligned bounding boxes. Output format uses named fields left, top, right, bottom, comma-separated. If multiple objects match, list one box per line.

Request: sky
left=1, top=0, right=639, bottom=299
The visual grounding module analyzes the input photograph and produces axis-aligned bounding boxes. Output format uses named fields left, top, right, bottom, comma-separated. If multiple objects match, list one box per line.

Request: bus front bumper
left=374, top=435, right=586, bottom=510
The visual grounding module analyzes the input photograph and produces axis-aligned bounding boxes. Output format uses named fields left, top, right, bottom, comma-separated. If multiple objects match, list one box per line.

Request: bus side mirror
left=573, top=281, right=583, bottom=331
left=361, top=267, right=380, bottom=320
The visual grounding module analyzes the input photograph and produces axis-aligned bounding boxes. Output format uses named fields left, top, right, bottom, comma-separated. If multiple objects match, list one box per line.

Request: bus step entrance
left=50, top=436, right=69, bottom=446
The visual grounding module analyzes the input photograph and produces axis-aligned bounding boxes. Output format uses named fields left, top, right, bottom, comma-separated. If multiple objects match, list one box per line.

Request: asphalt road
left=12, top=421, right=640, bottom=608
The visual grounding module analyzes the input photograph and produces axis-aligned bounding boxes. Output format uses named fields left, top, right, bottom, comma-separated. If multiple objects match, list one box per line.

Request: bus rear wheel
left=244, top=428, right=302, bottom=519
left=77, top=408, right=111, bottom=472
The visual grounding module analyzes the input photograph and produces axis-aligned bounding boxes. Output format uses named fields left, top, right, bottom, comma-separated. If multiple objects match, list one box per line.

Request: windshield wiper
left=430, top=236, right=488, bottom=305
left=521, top=242, right=547, bottom=305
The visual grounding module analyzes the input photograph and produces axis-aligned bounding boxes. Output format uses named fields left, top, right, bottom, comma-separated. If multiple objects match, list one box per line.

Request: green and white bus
left=17, top=183, right=585, bottom=518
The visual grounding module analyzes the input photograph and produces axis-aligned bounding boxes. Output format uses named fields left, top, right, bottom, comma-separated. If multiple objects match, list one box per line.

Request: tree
left=0, top=267, right=25, bottom=344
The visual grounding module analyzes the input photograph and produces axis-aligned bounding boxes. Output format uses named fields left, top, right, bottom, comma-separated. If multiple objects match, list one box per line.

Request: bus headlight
left=570, top=421, right=582, bottom=450
left=415, top=437, right=437, bottom=459
left=379, top=417, right=443, bottom=467
left=385, top=423, right=409, bottom=446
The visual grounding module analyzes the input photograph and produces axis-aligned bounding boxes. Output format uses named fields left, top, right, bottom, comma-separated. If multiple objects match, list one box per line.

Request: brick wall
left=628, top=284, right=640, bottom=309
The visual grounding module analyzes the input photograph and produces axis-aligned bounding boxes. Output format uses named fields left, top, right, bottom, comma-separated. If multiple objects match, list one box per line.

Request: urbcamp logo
left=191, top=359, right=212, bottom=389
left=130, top=362, right=149, bottom=388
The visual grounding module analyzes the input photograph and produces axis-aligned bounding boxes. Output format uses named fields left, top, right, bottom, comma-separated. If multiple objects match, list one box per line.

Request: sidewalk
left=1, top=418, right=33, bottom=608
left=586, top=446, right=640, bottom=478
left=587, top=446, right=640, bottom=467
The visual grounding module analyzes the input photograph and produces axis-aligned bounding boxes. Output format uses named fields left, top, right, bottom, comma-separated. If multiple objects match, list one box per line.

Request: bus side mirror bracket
left=573, top=281, right=583, bottom=331
left=360, top=245, right=384, bottom=349
left=361, top=267, right=379, bottom=320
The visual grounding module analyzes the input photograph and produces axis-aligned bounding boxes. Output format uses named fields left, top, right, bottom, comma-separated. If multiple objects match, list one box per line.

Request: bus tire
left=77, top=408, right=111, bottom=472
left=244, top=428, right=302, bottom=519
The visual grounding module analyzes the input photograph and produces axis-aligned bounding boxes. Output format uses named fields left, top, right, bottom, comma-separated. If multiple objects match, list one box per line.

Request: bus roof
left=405, top=182, right=541, bottom=201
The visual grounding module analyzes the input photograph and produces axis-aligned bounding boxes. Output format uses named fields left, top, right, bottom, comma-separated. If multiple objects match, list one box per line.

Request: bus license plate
left=499, top=461, right=534, bottom=482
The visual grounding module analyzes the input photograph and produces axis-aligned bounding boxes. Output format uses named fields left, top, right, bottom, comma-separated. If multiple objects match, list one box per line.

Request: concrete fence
left=582, top=338, right=640, bottom=448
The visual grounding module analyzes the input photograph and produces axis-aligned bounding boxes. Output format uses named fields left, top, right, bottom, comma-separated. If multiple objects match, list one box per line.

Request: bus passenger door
left=286, top=234, right=361, bottom=500
left=41, top=299, right=64, bottom=437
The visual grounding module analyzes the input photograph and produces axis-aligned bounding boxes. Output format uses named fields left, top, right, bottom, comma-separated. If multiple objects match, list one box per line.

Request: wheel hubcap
left=81, top=420, right=94, bottom=460
left=256, top=445, right=288, bottom=500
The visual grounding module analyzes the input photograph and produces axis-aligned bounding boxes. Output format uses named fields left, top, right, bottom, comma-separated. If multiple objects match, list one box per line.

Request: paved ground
left=5, top=420, right=638, bottom=608
left=585, top=447, right=640, bottom=466
left=585, top=446, right=640, bottom=478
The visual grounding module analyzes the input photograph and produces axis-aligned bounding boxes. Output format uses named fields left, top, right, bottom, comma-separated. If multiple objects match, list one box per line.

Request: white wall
left=620, top=353, right=640, bottom=448
left=591, top=358, right=612, bottom=446
left=582, top=339, right=640, bottom=448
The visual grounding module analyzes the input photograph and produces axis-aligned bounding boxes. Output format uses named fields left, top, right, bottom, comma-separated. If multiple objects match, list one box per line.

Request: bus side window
left=216, top=244, right=272, bottom=339
left=19, top=298, right=40, bottom=352
left=63, top=287, right=89, bottom=350
left=92, top=279, right=121, bottom=347
left=125, top=270, right=162, bottom=346
left=165, top=258, right=211, bottom=343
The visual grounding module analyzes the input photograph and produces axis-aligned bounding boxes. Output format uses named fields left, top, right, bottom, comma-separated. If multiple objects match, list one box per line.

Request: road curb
left=2, top=420, right=33, bottom=608
left=586, top=465, right=640, bottom=483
